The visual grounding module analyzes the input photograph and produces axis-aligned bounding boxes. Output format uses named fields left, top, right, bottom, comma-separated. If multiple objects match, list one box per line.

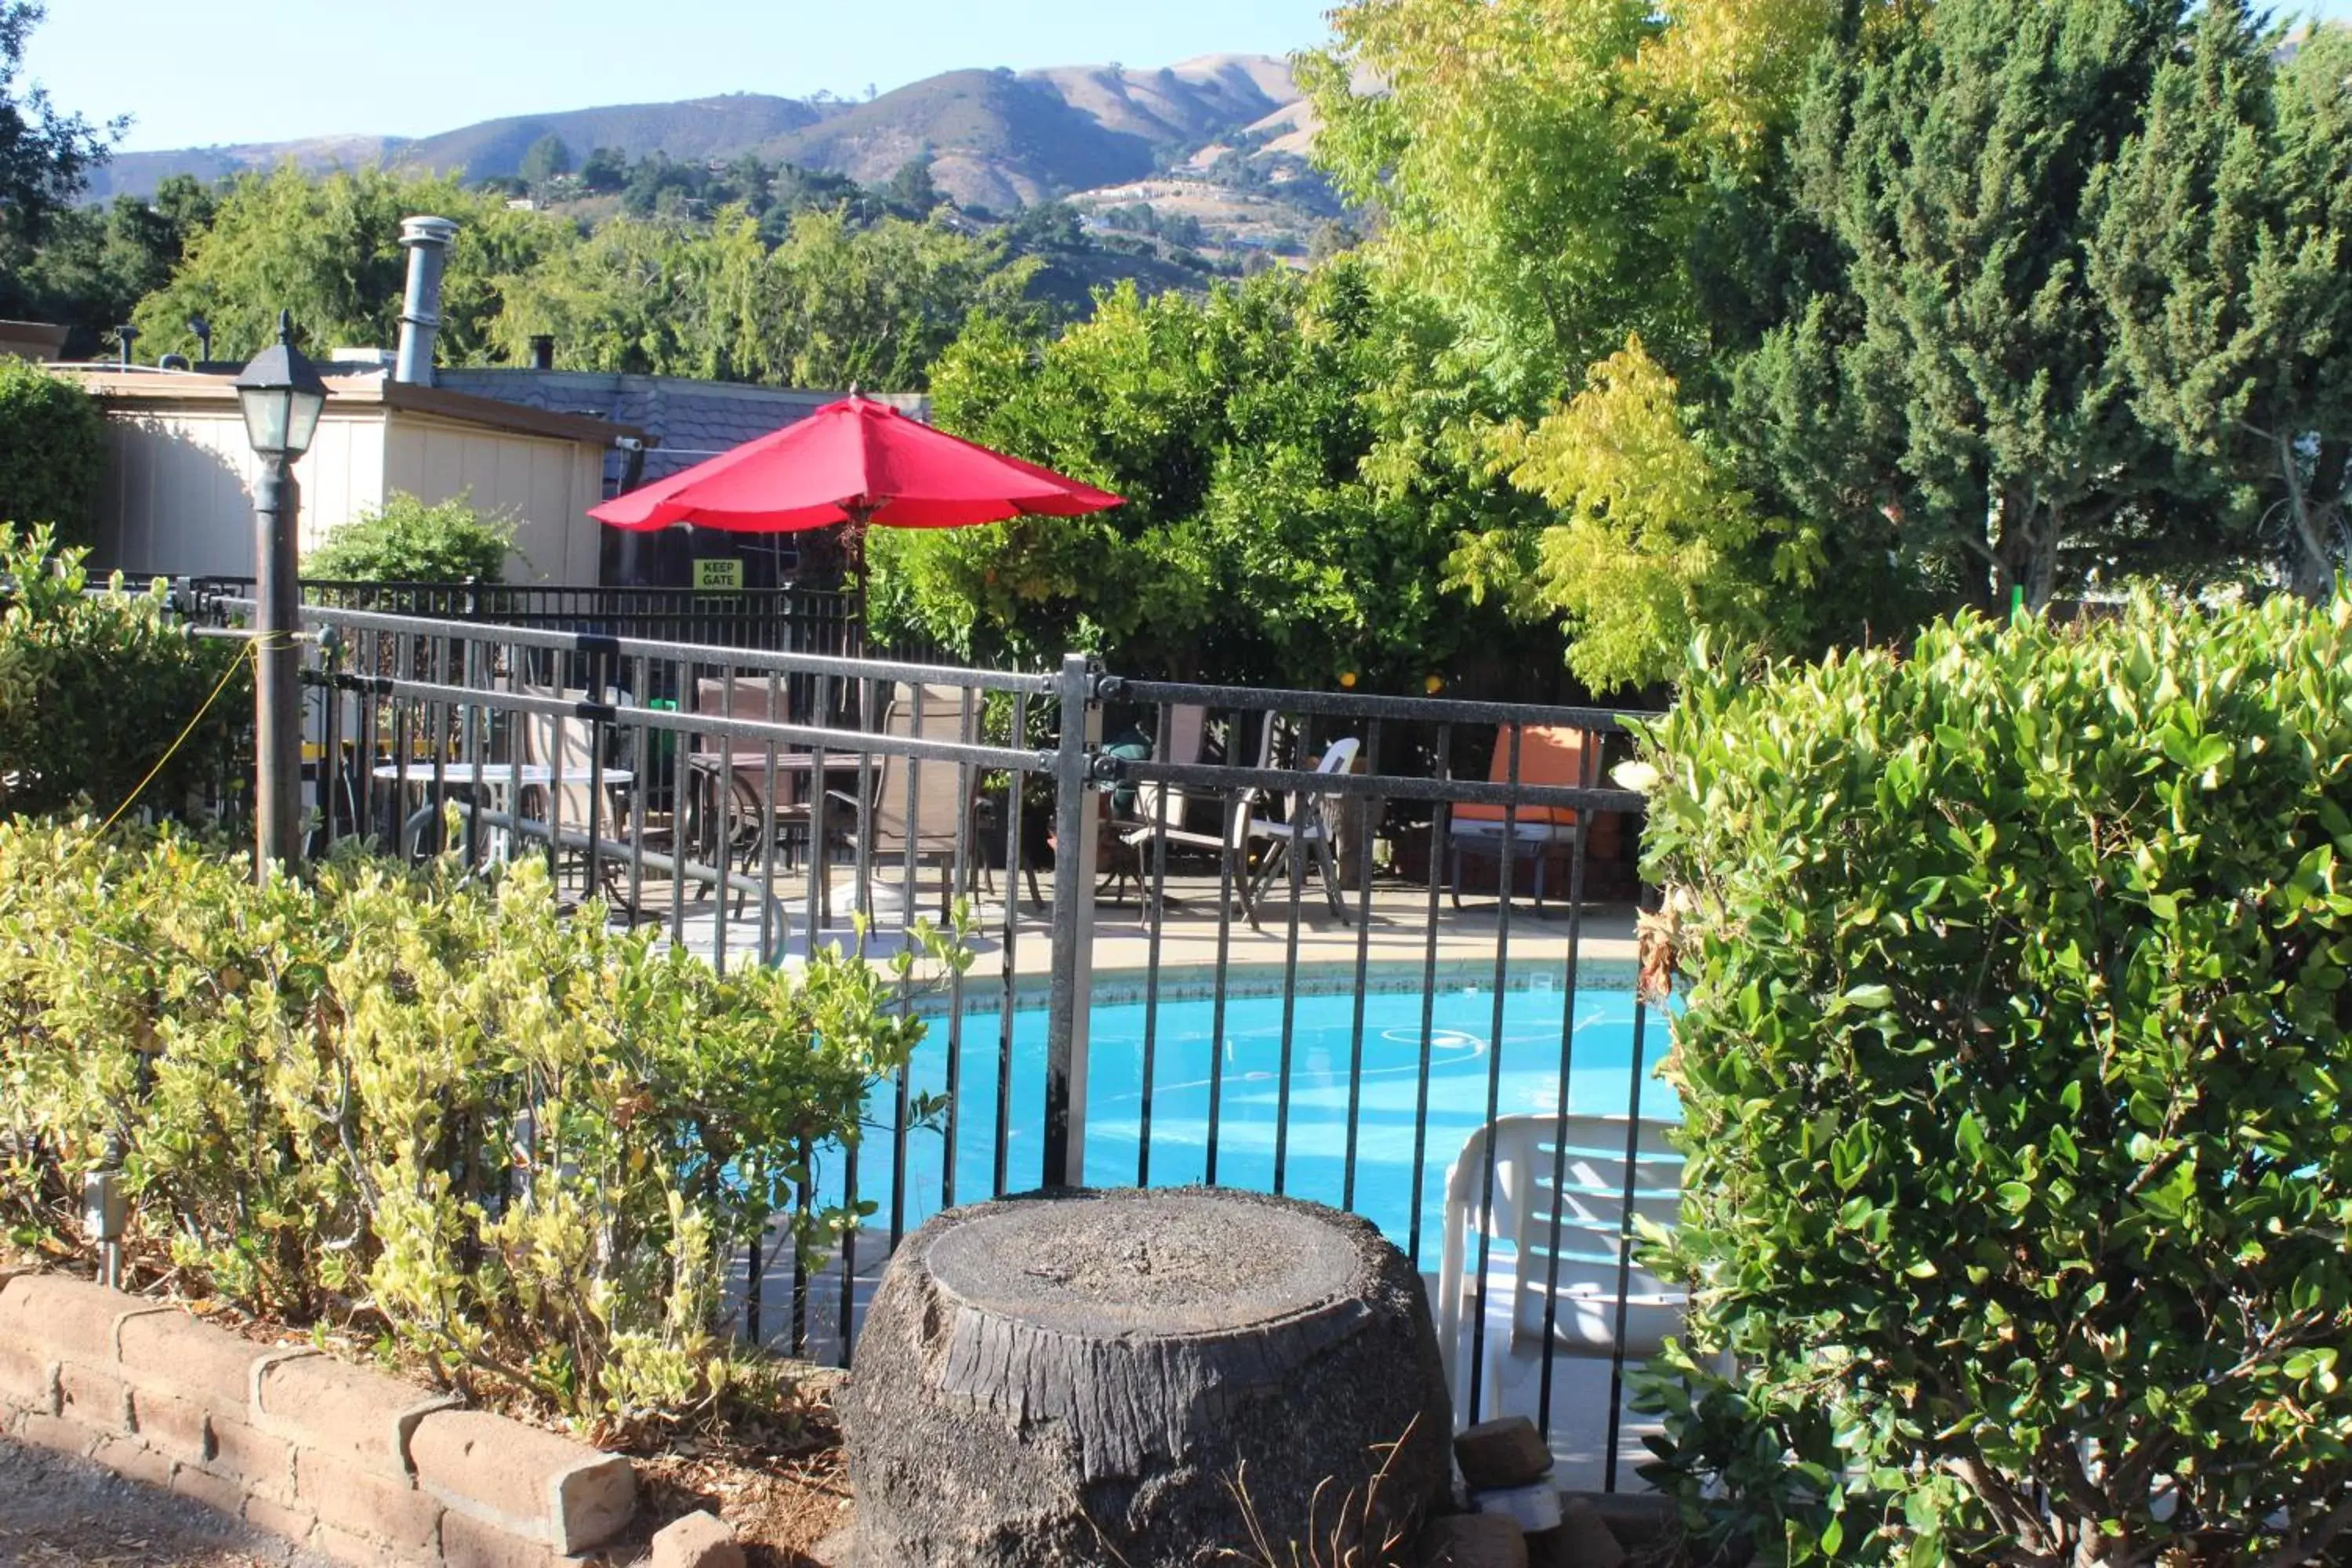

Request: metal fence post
left=252, top=459, right=303, bottom=878
left=1043, top=652, right=1100, bottom=1189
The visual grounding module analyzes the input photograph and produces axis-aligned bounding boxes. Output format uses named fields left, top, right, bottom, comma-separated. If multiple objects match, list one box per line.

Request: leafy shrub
left=0, top=526, right=248, bottom=820
left=306, top=491, right=517, bottom=583
left=0, top=819, right=960, bottom=1435
left=0, top=361, right=103, bottom=545
left=1638, top=593, right=2352, bottom=1566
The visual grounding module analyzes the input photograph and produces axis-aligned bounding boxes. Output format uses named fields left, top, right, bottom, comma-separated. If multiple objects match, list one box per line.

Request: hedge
left=1637, top=593, right=2352, bottom=1566
left=0, top=820, right=960, bottom=1435
left=305, top=491, right=517, bottom=583
left=0, top=526, right=248, bottom=821
left=0, top=360, right=103, bottom=544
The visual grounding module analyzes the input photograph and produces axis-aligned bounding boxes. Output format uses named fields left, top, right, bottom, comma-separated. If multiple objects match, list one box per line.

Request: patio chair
left=1433, top=1114, right=1686, bottom=1440
left=826, top=681, right=982, bottom=924
left=1447, top=724, right=1592, bottom=913
left=692, top=675, right=802, bottom=872
left=1114, top=705, right=1236, bottom=909
left=514, top=683, right=637, bottom=902
left=1243, top=734, right=1361, bottom=926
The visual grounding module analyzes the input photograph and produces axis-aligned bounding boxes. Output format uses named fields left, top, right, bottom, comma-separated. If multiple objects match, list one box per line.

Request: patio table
left=373, top=762, right=637, bottom=862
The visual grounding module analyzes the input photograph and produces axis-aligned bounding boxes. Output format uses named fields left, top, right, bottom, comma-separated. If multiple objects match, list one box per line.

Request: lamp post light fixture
left=232, top=310, right=327, bottom=880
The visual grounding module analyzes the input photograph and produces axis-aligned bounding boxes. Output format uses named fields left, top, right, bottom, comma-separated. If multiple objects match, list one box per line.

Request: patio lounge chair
left=1447, top=724, right=1592, bottom=913
left=1243, top=734, right=1361, bottom=925
left=1433, top=1113, right=1686, bottom=1450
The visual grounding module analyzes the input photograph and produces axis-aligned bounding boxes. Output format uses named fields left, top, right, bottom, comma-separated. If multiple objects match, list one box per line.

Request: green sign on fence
left=693, top=558, right=743, bottom=591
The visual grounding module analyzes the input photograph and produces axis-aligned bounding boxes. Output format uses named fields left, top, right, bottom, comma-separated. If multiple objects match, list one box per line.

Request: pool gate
left=191, top=590, right=1668, bottom=1490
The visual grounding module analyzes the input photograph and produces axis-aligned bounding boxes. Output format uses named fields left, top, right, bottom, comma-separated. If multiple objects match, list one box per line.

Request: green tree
left=0, top=2, right=120, bottom=247
left=2091, top=4, right=2352, bottom=600
left=768, top=162, right=871, bottom=225
left=710, top=153, right=774, bottom=213
left=882, top=155, right=942, bottom=219
left=1301, top=0, right=1840, bottom=400
left=619, top=151, right=701, bottom=218
left=517, top=132, right=572, bottom=188
left=1741, top=0, right=2182, bottom=612
left=1448, top=336, right=1817, bottom=691
left=577, top=145, right=627, bottom=194
left=490, top=205, right=1034, bottom=390
left=1000, top=201, right=1087, bottom=260
left=872, top=263, right=1520, bottom=686
left=0, top=360, right=100, bottom=543
left=304, top=492, right=517, bottom=583
left=1299, top=0, right=1864, bottom=682
left=128, top=165, right=578, bottom=364
left=0, top=176, right=215, bottom=356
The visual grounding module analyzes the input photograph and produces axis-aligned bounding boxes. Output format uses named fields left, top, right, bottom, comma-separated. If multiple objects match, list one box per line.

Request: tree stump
left=837, top=1188, right=1453, bottom=1567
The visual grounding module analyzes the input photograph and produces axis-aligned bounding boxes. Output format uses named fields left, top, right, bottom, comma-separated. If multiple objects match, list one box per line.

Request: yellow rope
left=100, top=633, right=279, bottom=833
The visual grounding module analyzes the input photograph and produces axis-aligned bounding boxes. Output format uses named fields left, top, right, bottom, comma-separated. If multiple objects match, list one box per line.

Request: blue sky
left=24, top=0, right=2352, bottom=154
left=23, top=0, right=1343, bottom=152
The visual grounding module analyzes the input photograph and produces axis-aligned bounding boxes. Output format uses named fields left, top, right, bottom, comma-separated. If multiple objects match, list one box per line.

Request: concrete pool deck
left=618, top=866, right=1640, bottom=981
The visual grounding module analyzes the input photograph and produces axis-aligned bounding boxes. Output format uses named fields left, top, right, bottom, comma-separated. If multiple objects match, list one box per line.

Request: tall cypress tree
left=2092, top=5, right=2352, bottom=599
left=1740, top=0, right=2181, bottom=611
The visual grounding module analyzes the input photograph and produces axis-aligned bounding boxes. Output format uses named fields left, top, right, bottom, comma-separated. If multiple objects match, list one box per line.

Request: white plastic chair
left=1244, top=734, right=1361, bottom=923
left=1434, top=1114, right=1686, bottom=1431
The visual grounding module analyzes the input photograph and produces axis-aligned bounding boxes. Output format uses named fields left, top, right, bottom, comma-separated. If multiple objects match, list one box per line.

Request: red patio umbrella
left=590, top=394, right=1121, bottom=651
left=590, top=392, right=1120, bottom=533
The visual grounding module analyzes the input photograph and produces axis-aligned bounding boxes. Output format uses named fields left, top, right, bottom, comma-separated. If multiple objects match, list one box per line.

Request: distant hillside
left=398, top=95, right=833, bottom=181
left=755, top=70, right=1158, bottom=210
left=79, top=54, right=1345, bottom=257
left=87, top=134, right=406, bottom=200
left=1023, top=56, right=1296, bottom=152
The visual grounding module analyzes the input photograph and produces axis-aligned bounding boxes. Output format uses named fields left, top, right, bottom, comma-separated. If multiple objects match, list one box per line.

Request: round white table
left=372, top=762, right=637, bottom=860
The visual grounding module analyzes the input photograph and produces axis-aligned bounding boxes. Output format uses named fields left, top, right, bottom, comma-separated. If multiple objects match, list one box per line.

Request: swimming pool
left=821, top=974, right=1679, bottom=1251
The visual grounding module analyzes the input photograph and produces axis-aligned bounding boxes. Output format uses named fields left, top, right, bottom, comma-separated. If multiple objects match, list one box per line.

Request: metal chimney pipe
left=394, top=216, right=459, bottom=387
left=528, top=334, right=554, bottom=371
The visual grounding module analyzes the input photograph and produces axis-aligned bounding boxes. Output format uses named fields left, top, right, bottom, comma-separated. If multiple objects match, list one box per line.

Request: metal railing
left=180, top=576, right=892, bottom=660
left=215, top=597, right=1668, bottom=1489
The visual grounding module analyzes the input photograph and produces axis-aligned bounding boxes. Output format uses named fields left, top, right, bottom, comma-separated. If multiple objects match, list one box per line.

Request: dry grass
left=1212, top=1414, right=1425, bottom=1568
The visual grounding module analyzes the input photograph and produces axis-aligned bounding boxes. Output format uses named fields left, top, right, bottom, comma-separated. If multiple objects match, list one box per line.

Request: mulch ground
left=0, top=1438, right=325, bottom=1568
left=630, top=1438, right=855, bottom=1567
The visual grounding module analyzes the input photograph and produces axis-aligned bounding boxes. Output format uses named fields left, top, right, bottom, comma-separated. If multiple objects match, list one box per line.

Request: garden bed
left=0, top=1249, right=856, bottom=1566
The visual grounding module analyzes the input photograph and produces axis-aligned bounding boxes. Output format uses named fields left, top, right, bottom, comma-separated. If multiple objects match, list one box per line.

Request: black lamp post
left=232, top=310, right=327, bottom=878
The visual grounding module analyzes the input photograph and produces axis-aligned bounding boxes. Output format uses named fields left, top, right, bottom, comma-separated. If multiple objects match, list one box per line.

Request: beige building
left=0, top=321, right=69, bottom=362
left=60, top=366, right=638, bottom=585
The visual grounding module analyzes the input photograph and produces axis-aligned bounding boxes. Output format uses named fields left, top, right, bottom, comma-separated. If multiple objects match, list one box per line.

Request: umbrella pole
left=846, top=510, right=870, bottom=662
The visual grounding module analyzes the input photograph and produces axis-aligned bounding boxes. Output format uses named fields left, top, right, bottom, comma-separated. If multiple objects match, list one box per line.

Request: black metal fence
left=214, top=595, right=1669, bottom=1490
left=183, top=577, right=884, bottom=660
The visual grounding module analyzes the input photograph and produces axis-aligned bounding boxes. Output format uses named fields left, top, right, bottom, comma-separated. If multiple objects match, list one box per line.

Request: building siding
left=86, top=405, right=601, bottom=586
left=93, top=410, right=387, bottom=579
left=381, top=413, right=602, bottom=585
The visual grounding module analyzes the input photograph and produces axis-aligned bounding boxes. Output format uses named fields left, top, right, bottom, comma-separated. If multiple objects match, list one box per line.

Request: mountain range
left=85, top=54, right=1342, bottom=255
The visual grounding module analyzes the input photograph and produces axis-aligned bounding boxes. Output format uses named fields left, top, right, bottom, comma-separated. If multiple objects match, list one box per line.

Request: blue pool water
left=820, top=978, right=1679, bottom=1251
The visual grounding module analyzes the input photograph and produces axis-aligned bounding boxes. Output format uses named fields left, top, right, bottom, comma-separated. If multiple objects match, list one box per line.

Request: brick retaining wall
left=0, top=1269, right=637, bottom=1567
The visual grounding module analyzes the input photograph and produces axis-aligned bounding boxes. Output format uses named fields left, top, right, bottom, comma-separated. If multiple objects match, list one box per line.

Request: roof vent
left=394, top=216, right=459, bottom=387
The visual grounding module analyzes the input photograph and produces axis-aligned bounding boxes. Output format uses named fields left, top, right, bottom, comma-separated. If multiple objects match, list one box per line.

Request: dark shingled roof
left=434, top=369, right=931, bottom=495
